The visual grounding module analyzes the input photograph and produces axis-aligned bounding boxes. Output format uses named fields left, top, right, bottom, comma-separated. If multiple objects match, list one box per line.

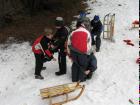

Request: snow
left=0, top=0, right=139, bottom=105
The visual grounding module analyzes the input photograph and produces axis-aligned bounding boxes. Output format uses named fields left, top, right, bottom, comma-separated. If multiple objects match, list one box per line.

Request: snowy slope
left=0, top=0, right=139, bottom=105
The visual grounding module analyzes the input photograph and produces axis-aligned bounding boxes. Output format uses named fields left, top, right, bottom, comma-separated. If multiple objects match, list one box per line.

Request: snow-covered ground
left=0, top=0, right=139, bottom=105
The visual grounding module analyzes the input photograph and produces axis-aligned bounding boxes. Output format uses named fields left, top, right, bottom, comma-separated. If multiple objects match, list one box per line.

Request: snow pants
left=34, top=53, right=48, bottom=76
left=58, top=48, right=67, bottom=74
left=91, top=32, right=101, bottom=50
left=71, top=51, right=88, bottom=82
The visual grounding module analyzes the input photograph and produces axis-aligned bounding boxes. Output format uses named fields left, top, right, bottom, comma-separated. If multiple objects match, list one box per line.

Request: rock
left=118, top=4, right=122, bottom=6
left=129, top=99, right=134, bottom=104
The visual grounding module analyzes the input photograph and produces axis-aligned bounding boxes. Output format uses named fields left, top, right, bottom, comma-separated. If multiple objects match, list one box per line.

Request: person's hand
left=50, top=45, right=55, bottom=48
left=52, top=58, right=57, bottom=61
left=85, top=70, right=90, bottom=75
left=58, top=49, right=60, bottom=52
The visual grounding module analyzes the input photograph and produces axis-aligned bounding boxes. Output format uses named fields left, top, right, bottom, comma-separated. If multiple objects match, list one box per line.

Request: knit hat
left=55, top=17, right=64, bottom=27
left=93, top=15, right=100, bottom=21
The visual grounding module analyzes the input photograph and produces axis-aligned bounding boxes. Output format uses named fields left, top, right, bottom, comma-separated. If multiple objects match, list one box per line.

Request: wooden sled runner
left=40, top=82, right=85, bottom=105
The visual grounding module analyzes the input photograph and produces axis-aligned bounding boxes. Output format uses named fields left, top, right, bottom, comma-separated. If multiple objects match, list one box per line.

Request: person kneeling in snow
left=32, top=28, right=56, bottom=80
left=67, top=19, right=97, bottom=82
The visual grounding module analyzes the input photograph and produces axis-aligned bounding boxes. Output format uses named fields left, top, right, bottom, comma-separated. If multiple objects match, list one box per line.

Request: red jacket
left=32, top=35, right=53, bottom=58
left=68, top=27, right=92, bottom=54
left=32, top=35, right=43, bottom=54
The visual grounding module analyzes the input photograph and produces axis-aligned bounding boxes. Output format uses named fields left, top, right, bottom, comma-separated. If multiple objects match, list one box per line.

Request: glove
left=44, top=55, right=52, bottom=61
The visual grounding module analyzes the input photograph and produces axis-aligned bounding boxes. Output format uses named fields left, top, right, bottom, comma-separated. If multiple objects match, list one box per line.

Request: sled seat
left=40, top=82, right=85, bottom=105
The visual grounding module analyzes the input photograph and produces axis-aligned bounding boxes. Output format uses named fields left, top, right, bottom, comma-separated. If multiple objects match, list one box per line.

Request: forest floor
left=0, top=0, right=87, bottom=44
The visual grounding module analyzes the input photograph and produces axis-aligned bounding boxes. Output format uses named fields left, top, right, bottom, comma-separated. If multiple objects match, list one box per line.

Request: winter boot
left=42, top=67, right=46, bottom=70
left=96, top=48, right=100, bottom=52
left=55, top=71, right=66, bottom=76
left=35, top=75, right=44, bottom=80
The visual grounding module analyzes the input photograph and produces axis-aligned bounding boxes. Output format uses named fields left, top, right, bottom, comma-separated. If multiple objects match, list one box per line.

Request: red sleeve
left=45, top=50, right=53, bottom=57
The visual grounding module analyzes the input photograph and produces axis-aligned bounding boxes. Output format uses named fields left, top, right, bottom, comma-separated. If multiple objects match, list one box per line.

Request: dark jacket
left=87, top=54, right=97, bottom=72
left=54, top=26, right=69, bottom=49
left=91, top=20, right=102, bottom=35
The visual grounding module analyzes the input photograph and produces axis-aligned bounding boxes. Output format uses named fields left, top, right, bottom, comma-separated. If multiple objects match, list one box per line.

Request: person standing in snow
left=91, top=15, right=103, bottom=52
left=53, top=17, right=69, bottom=76
left=67, top=19, right=97, bottom=82
left=32, top=28, right=56, bottom=79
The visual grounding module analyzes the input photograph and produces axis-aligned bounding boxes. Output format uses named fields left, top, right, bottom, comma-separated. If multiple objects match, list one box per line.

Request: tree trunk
left=0, top=0, right=5, bottom=28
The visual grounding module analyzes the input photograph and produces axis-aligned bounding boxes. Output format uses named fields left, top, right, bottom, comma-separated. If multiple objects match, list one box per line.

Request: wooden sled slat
left=40, top=82, right=85, bottom=105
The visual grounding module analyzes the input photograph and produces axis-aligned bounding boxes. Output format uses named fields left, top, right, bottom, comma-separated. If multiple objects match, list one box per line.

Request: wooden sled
left=103, top=13, right=115, bottom=42
left=40, top=82, right=85, bottom=105
left=132, top=20, right=139, bottom=28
